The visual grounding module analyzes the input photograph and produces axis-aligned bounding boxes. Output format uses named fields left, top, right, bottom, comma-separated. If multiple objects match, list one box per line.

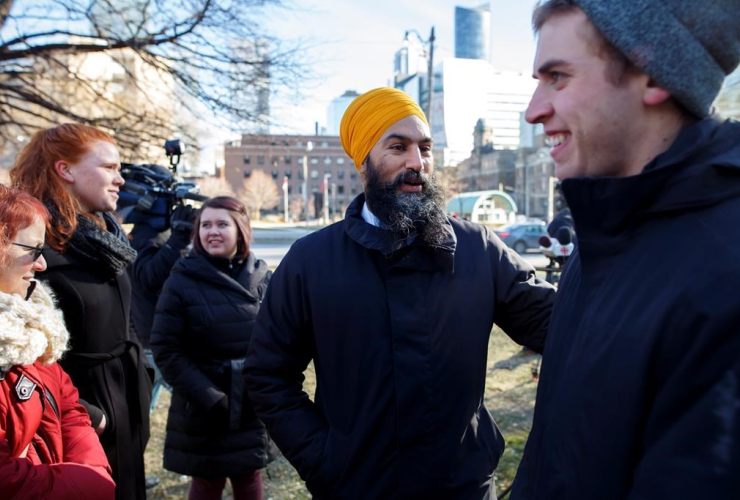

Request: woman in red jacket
left=0, top=184, right=115, bottom=499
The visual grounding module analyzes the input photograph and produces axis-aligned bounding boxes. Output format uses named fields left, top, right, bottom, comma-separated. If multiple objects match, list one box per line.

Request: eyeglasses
left=12, top=242, right=45, bottom=261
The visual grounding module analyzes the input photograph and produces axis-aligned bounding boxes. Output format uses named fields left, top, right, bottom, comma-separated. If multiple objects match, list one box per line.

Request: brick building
left=223, top=134, right=363, bottom=219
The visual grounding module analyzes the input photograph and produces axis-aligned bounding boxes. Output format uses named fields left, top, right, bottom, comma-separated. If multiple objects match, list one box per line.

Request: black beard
left=364, top=158, right=449, bottom=246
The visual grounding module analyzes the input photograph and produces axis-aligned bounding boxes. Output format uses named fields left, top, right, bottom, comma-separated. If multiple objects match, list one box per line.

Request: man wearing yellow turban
left=246, top=87, right=555, bottom=500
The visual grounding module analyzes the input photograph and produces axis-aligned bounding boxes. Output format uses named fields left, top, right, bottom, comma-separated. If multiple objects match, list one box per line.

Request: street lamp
left=330, top=182, right=337, bottom=220
left=282, top=175, right=289, bottom=222
left=322, top=172, right=331, bottom=224
left=403, top=27, right=436, bottom=127
left=302, top=141, right=313, bottom=226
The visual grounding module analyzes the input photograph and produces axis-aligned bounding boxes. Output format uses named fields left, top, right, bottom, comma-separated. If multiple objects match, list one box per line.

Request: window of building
left=243, top=155, right=250, bottom=164
left=350, top=172, right=357, bottom=180
left=285, top=155, right=292, bottom=164
left=298, top=170, right=304, bottom=180
left=324, top=156, right=332, bottom=164
left=351, top=187, right=357, bottom=195
left=272, top=170, right=279, bottom=179
left=285, top=170, right=292, bottom=178
left=244, top=170, right=251, bottom=177
left=310, top=170, right=319, bottom=179
left=257, top=155, right=265, bottom=165
left=338, top=185, right=345, bottom=194
left=296, top=140, right=303, bottom=147
left=337, top=170, right=345, bottom=180
left=310, top=157, right=319, bottom=165
left=336, top=157, right=345, bottom=164
left=287, top=186, right=292, bottom=194
left=321, top=141, right=329, bottom=148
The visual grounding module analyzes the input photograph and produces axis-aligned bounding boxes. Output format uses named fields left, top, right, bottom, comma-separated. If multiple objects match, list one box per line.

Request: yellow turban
left=340, top=87, right=428, bottom=171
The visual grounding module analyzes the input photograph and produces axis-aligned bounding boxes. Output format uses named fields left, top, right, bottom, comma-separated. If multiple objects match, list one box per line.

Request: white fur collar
left=0, top=281, right=69, bottom=369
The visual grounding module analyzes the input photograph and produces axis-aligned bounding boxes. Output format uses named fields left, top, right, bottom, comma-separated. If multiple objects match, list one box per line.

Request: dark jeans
left=188, top=470, right=262, bottom=500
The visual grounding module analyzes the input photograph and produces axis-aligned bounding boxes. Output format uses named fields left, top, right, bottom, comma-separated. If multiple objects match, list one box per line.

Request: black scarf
left=48, top=204, right=137, bottom=278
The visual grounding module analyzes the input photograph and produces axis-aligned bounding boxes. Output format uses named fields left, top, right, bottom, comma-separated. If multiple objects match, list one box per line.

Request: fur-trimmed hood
left=0, top=280, right=69, bottom=369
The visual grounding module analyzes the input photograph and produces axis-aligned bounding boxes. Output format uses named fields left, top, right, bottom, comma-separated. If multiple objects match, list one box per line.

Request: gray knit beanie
left=575, top=0, right=740, bottom=117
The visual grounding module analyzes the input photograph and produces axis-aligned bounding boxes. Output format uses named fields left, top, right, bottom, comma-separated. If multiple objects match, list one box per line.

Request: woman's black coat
left=40, top=249, right=152, bottom=500
left=151, top=251, right=274, bottom=478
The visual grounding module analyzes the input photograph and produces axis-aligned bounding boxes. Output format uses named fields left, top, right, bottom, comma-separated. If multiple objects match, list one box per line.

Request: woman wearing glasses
left=10, top=124, right=151, bottom=500
left=0, top=185, right=115, bottom=498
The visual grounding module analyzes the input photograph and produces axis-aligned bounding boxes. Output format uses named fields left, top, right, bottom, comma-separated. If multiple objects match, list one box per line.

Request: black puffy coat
left=40, top=249, right=152, bottom=500
left=246, top=194, right=555, bottom=499
left=151, top=252, right=274, bottom=478
left=512, top=117, right=740, bottom=499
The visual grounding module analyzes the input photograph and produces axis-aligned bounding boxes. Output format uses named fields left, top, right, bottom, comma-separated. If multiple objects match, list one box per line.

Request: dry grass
left=145, top=327, right=539, bottom=499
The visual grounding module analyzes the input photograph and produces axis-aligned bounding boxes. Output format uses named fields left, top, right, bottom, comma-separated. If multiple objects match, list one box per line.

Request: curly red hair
left=0, top=184, right=50, bottom=267
left=10, top=124, right=116, bottom=251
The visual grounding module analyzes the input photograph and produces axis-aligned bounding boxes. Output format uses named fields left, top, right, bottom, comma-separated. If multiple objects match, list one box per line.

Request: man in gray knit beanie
left=511, top=1, right=740, bottom=499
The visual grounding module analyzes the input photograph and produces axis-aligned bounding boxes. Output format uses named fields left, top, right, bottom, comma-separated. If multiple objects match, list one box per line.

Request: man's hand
left=170, top=204, right=198, bottom=234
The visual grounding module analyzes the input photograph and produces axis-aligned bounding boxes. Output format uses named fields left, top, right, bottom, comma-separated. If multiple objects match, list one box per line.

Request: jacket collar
left=174, top=251, right=268, bottom=302
left=0, top=282, right=69, bottom=370
left=344, top=194, right=457, bottom=274
left=563, top=117, right=740, bottom=246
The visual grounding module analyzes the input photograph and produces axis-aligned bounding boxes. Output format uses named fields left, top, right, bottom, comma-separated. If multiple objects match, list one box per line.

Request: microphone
left=556, top=227, right=573, bottom=246
left=538, top=235, right=552, bottom=248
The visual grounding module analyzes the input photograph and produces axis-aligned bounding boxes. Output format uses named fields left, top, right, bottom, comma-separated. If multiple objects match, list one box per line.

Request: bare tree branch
left=0, top=0, right=312, bottom=162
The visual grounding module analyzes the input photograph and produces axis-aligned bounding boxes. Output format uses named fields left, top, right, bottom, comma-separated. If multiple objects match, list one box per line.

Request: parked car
left=494, top=222, right=547, bottom=254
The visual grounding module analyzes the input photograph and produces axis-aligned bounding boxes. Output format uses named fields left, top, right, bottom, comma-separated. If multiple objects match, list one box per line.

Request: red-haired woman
left=11, top=124, right=151, bottom=500
left=0, top=184, right=115, bottom=499
left=151, top=196, right=275, bottom=500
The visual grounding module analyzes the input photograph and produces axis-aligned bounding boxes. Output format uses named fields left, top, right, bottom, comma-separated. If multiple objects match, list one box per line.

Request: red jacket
left=0, top=361, right=115, bottom=499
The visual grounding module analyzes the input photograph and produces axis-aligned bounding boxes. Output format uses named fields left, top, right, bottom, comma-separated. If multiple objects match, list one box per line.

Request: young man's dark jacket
left=512, top=117, right=740, bottom=500
left=151, top=251, right=275, bottom=478
left=245, top=194, right=555, bottom=500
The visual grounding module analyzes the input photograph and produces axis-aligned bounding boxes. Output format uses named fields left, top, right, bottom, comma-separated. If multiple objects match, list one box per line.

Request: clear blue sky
left=264, top=0, right=540, bottom=135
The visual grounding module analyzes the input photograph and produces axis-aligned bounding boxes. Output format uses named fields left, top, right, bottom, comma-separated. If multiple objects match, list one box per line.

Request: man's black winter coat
left=246, top=195, right=555, bottom=500
left=129, top=223, right=191, bottom=349
left=512, top=118, right=740, bottom=499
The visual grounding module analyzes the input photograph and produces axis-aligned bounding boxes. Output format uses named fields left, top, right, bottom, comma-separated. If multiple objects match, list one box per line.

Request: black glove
left=170, top=204, right=197, bottom=233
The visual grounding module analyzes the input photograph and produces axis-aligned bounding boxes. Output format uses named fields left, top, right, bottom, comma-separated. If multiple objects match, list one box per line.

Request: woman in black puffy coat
left=151, top=196, right=274, bottom=500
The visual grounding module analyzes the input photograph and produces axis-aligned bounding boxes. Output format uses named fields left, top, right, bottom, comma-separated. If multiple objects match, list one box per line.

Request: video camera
left=117, top=139, right=207, bottom=230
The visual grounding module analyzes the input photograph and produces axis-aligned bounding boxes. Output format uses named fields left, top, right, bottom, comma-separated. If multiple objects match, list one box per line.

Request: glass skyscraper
left=455, top=4, right=491, bottom=61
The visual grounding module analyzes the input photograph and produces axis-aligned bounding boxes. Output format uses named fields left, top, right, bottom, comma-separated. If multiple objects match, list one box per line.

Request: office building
left=455, top=4, right=491, bottom=61
left=326, top=90, right=359, bottom=136
left=223, top=134, right=363, bottom=218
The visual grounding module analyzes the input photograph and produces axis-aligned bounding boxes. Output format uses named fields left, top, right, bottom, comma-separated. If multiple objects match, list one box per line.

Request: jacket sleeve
left=488, top=228, right=556, bottom=353
left=55, top=365, right=112, bottom=471
left=245, top=249, right=330, bottom=486
left=150, top=274, right=227, bottom=410
left=0, top=369, right=115, bottom=499
left=130, top=224, right=190, bottom=292
left=626, top=306, right=740, bottom=499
